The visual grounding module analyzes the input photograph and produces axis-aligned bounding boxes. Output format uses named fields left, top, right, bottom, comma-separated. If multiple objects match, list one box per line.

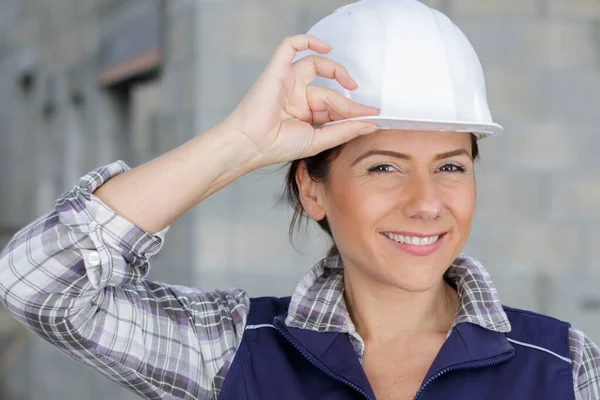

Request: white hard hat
left=297, top=0, right=503, bottom=137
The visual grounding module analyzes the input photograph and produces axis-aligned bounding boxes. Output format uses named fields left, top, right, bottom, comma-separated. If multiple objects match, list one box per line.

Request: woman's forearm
left=93, top=123, right=263, bottom=234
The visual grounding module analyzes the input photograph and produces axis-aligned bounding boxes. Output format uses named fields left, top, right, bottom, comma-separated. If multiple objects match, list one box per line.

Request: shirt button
left=89, top=221, right=98, bottom=231
left=87, top=251, right=101, bottom=266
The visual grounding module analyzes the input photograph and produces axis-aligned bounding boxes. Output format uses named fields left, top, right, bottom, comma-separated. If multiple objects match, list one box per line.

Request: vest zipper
left=274, top=322, right=374, bottom=400
left=412, top=351, right=515, bottom=400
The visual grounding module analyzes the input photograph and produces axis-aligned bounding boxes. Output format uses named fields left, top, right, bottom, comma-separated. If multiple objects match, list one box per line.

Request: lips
left=382, top=232, right=440, bottom=246
left=380, top=231, right=447, bottom=256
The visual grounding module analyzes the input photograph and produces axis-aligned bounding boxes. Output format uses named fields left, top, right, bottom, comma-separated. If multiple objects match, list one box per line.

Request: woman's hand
left=93, top=36, right=381, bottom=233
left=223, top=34, right=380, bottom=167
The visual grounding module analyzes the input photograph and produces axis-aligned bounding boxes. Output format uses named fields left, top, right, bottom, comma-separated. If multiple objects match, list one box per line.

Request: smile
left=382, top=232, right=440, bottom=246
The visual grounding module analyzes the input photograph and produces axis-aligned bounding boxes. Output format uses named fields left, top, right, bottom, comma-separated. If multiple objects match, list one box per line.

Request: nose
left=402, top=174, right=443, bottom=222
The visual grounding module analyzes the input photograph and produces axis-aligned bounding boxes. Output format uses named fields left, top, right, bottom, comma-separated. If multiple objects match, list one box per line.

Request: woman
left=1, top=1, right=599, bottom=399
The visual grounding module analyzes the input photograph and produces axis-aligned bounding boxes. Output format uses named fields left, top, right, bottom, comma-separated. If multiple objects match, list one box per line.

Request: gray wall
left=0, top=0, right=599, bottom=398
left=0, top=1, right=198, bottom=398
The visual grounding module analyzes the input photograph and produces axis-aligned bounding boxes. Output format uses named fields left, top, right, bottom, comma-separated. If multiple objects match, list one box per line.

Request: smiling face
left=297, top=130, right=476, bottom=293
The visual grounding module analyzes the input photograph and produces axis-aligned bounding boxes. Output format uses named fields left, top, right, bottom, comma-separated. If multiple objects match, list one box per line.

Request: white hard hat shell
left=297, top=0, right=503, bottom=136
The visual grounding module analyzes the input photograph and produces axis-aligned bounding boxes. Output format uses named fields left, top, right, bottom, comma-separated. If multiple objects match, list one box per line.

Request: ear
left=296, top=162, right=326, bottom=221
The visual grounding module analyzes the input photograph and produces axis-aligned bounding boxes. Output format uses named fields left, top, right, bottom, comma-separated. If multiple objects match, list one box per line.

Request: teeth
left=384, top=233, right=440, bottom=246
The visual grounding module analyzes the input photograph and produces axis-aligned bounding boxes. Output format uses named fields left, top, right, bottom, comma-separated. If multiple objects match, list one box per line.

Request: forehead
left=340, top=130, right=473, bottom=160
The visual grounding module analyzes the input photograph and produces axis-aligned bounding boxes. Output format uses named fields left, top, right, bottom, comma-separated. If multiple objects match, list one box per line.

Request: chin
left=371, top=251, right=456, bottom=293
left=382, top=265, right=446, bottom=293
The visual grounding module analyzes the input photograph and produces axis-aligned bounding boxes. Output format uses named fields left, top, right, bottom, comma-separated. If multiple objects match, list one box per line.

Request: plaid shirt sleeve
left=571, top=328, right=600, bottom=400
left=0, top=161, right=249, bottom=400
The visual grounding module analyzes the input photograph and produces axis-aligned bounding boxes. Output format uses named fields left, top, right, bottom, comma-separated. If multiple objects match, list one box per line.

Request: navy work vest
left=219, top=297, right=575, bottom=399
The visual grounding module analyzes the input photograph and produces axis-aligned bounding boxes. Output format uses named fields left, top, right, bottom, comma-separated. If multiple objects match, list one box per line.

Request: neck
left=343, top=263, right=458, bottom=344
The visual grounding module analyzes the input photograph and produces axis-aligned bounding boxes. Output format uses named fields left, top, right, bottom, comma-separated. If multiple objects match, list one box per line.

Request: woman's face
left=303, top=130, right=476, bottom=292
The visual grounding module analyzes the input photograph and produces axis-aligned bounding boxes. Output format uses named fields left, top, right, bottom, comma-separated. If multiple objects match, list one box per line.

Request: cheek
left=443, top=181, right=475, bottom=230
left=325, top=179, right=396, bottom=233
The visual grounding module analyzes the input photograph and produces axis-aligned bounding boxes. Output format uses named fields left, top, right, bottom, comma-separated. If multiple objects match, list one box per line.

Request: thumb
left=309, top=121, right=379, bottom=155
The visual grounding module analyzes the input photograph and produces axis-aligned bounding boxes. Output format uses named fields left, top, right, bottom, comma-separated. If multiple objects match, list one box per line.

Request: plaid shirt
left=1, top=161, right=599, bottom=400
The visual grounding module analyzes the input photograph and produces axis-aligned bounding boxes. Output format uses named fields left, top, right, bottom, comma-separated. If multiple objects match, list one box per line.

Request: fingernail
left=358, top=125, right=379, bottom=135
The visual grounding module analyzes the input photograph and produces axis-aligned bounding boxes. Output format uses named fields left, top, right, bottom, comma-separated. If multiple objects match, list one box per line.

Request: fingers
left=309, top=121, right=379, bottom=155
left=312, top=110, right=336, bottom=127
left=307, top=86, right=380, bottom=125
left=268, top=34, right=332, bottom=71
left=292, top=56, right=358, bottom=91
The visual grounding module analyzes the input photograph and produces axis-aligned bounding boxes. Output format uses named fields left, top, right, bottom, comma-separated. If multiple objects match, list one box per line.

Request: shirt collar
left=285, top=254, right=511, bottom=335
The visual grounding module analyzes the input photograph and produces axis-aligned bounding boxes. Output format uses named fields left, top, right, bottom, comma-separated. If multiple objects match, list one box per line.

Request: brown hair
left=285, top=134, right=480, bottom=257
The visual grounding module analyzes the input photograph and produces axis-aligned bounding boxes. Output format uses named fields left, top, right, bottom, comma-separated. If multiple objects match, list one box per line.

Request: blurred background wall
left=0, top=0, right=599, bottom=398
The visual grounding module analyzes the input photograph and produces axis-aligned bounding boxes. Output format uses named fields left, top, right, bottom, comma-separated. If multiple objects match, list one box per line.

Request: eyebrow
left=351, top=148, right=472, bottom=166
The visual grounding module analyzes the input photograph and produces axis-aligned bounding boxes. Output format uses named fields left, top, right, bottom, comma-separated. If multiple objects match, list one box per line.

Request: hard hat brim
left=320, top=116, right=503, bottom=138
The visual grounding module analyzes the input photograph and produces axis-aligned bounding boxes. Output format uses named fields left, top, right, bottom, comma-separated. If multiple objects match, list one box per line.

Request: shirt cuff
left=55, top=161, right=170, bottom=288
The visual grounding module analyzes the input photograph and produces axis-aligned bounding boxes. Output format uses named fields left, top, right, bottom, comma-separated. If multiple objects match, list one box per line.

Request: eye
left=367, top=164, right=397, bottom=174
left=437, top=163, right=466, bottom=173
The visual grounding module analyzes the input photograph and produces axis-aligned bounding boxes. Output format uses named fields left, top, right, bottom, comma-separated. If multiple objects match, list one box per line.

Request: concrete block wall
left=447, top=0, right=600, bottom=332
left=0, top=0, right=199, bottom=398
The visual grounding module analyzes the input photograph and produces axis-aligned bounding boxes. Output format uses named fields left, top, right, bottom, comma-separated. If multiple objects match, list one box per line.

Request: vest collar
left=275, top=312, right=514, bottom=398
